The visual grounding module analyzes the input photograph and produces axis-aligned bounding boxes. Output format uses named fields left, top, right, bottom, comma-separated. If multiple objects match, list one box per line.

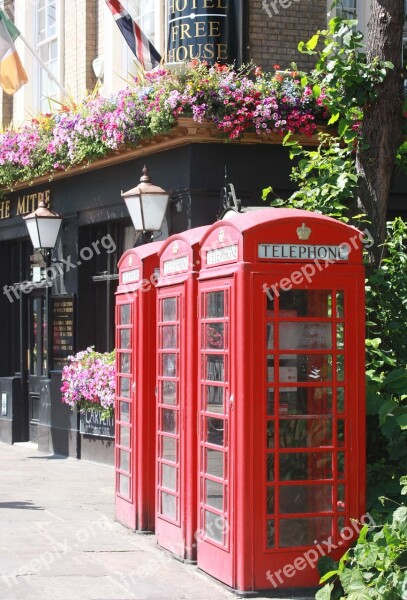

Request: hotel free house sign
left=167, top=0, right=242, bottom=64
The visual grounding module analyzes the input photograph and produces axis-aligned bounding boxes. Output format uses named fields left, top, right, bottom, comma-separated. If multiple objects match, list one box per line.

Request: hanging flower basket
left=60, top=347, right=116, bottom=420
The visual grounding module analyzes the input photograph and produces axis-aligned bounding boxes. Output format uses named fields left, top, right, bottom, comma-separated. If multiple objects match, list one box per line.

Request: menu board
left=80, top=410, right=114, bottom=438
left=52, top=296, right=75, bottom=370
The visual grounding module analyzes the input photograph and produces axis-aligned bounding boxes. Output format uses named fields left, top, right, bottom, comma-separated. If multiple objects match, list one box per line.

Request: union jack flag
left=105, top=0, right=161, bottom=71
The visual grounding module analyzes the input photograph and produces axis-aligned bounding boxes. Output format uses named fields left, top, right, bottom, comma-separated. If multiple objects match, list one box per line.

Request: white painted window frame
left=35, top=0, right=60, bottom=113
left=102, top=0, right=163, bottom=96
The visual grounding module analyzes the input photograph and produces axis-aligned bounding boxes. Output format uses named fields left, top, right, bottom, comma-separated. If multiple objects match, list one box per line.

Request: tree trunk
left=355, top=0, right=404, bottom=265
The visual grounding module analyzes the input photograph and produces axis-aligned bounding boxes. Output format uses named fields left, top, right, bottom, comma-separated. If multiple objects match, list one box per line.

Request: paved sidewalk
left=0, top=442, right=312, bottom=600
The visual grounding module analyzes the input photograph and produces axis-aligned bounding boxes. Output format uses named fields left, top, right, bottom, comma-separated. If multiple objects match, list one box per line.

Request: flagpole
left=15, top=29, right=68, bottom=96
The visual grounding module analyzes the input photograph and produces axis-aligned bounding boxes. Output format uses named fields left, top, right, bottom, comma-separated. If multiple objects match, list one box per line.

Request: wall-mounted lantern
left=23, top=201, right=62, bottom=261
left=122, top=166, right=170, bottom=243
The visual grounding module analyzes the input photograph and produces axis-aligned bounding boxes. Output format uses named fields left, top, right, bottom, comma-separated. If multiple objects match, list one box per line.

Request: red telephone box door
left=156, top=289, right=184, bottom=556
left=252, top=269, right=365, bottom=589
left=115, top=297, right=136, bottom=527
left=197, top=280, right=234, bottom=585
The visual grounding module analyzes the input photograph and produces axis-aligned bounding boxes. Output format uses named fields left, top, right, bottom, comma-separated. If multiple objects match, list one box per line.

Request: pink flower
left=60, top=347, right=116, bottom=412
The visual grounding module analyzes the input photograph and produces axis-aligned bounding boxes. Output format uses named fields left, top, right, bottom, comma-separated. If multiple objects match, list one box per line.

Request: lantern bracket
left=218, top=168, right=241, bottom=219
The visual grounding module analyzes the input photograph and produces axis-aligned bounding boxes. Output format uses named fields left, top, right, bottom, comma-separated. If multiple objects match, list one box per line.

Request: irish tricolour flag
left=0, top=9, right=27, bottom=95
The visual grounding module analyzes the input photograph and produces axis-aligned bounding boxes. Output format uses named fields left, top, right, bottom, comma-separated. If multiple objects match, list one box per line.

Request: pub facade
left=0, top=137, right=304, bottom=462
left=0, top=1, right=405, bottom=466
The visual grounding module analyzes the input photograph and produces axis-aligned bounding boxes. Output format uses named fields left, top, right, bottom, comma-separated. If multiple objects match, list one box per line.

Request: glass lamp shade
left=23, top=202, right=62, bottom=249
left=122, top=166, right=170, bottom=232
left=123, top=192, right=170, bottom=232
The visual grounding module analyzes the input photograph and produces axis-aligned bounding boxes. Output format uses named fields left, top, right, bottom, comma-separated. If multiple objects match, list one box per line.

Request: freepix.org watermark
left=1, top=514, right=115, bottom=590
left=2, top=234, right=116, bottom=304
left=262, top=0, right=309, bottom=19
left=113, top=517, right=229, bottom=591
left=266, top=512, right=376, bottom=588
left=262, top=227, right=374, bottom=299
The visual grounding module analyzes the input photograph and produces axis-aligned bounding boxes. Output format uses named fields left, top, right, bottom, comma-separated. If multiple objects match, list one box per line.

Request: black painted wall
left=0, top=142, right=404, bottom=460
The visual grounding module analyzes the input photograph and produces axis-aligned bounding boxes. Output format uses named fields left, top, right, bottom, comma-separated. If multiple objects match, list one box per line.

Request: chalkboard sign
left=80, top=410, right=115, bottom=439
left=51, top=296, right=75, bottom=370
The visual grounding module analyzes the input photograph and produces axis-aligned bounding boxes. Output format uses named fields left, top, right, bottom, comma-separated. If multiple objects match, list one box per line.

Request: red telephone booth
left=155, top=226, right=210, bottom=562
left=115, top=241, right=162, bottom=532
left=196, top=208, right=365, bottom=593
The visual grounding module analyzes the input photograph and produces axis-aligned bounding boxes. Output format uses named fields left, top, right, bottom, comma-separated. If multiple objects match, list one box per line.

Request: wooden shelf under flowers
left=3, top=118, right=329, bottom=192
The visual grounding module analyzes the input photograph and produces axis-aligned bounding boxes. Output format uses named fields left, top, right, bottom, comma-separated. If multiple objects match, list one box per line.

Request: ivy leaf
left=320, top=570, right=338, bottom=584
left=282, top=132, right=293, bottom=145
left=395, top=549, right=407, bottom=567
left=318, top=556, right=338, bottom=578
left=337, top=173, right=348, bottom=190
left=378, top=399, right=397, bottom=425
left=366, top=337, right=382, bottom=349
left=262, top=186, right=273, bottom=201
left=313, top=84, right=322, bottom=98
left=328, top=113, right=340, bottom=125
left=357, top=525, right=369, bottom=544
left=347, top=589, right=375, bottom=600
left=338, top=119, right=349, bottom=137
left=400, top=575, right=407, bottom=600
left=397, top=414, right=407, bottom=429
left=383, top=368, right=407, bottom=394
left=315, top=583, right=334, bottom=600
left=306, top=34, right=320, bottom=51
left=343, top=572, right=375, bottom=600
left=326, top=60, right=337, bottom=72
left=392, top=506, right=407, bottom=535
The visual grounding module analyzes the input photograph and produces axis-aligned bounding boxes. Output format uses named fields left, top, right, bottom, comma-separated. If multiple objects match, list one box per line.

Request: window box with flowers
left=0, top=62, right=331, bottom=191
left=61, top=347, right=116, bottom=438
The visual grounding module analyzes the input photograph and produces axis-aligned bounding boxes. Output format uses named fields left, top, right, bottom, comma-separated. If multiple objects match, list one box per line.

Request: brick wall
left=248, top=0, right=327, bottom=72
left=64, top=0, right=97, bottom=95
left=0, top=91, right=12, bottom=128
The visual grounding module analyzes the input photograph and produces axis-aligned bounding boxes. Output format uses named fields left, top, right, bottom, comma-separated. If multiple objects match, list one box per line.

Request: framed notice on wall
left=51, top=295, right=75, bottom=370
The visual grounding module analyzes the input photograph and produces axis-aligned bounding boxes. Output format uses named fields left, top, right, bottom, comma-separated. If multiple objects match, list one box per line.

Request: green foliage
left=299, top=16, right=391, bottom=144
left=316, top=482, right=407, bottom=600
left=262, top=17, right=396, bottom=228
left=265, top=133, right=359, bottom=223
left=396, top=140, right=407, bottom=175
left=263, top=18, right=407, bottom=593
left=260, top=11, right=407, bottom=600
left=365, top=219, right=407, bottom=518
left=262, top=17, right=395, bottom=228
